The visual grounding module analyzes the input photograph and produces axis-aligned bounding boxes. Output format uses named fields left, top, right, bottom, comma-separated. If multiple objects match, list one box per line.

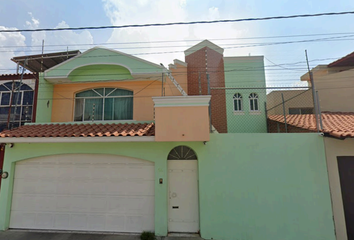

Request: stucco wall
left=324, top=137, right=354, bottom=240
left=50, top=80, right=180, bottom=122
left=224, top=57, right=267, bottom=133
left=0, top=134, right=335, bottom=240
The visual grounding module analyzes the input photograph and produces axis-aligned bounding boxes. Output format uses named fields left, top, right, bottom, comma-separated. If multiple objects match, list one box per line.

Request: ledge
left=153, top=95, right=211, bottom=107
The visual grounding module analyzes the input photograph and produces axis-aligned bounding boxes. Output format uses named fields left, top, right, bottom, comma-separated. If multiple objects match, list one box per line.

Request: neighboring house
left=0, top=74, right=37, bottom=131
left=268, top=52, right=354, bottom=240
left=0, top=42, right=336, bottom=240
left=300, top=51, right=354, bottom=112
left=266, top=89, right=314, bottom=116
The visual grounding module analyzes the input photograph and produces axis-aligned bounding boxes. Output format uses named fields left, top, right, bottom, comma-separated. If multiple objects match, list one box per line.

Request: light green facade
left=224, top=56, right=267, bottom=133
left=45, top=48, right=165, bottom=79
left=35, top=73, right=53, bottom=123
left=0, top=134, right=335, bottom=240
left=68, top=64, right=133, bottom=82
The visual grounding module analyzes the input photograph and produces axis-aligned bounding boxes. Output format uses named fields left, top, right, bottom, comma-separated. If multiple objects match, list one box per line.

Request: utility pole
left=305, top=50, right=320, bottom=133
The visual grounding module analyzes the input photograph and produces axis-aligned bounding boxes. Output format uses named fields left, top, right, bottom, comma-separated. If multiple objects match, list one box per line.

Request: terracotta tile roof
left=0, top=122, right=155, bottom=138
left=268, top=112, right=354, bottom=139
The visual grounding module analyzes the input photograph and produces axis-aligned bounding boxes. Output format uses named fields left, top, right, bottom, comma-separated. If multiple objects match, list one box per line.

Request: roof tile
left=268, top=112, right=354, bottom=139
left=0, top=122, right=155, bottom=138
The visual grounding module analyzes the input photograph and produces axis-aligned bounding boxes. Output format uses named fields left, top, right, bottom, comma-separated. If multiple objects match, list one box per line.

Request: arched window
left=249, top=93, right=259, bottom=111
left=74, top=88, right=133, bottom=121
left=0, top=81, right=34, bottom=130
left=233, top=93, right=243, bottom=112
left=168, top=146, right=197, bottom=160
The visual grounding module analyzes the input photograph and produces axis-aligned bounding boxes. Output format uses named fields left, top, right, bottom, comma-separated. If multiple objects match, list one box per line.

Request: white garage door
left=9, top=154, right=155, bottom=233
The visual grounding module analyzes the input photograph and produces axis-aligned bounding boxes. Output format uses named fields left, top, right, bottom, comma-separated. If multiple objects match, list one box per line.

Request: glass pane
left=301, top=108, right=313, bottom=114
left=3, top=82, right=13, bottom=91
left=74, top=99, right=84, bottom=121
left=22, top=106, right=33, bottom=122
left=93, top=88, right=104, bottom=96
left=76, top=89, right=99, bottom=97
left=250, top=100, right=254, bottom=111
left=0, top=84, right=8, bottom=91
left=0, top=107, right=9, bottom=122
left=84, top=98, right=103, bottom=121
left=20, top=83, right=32, bottom=91
left=238, top=100, right=242, bottom=111
left=289, top=108, right=300, bottom=114
left=104, top=98, right=114, bottom=120
left=234, top=100, right=238, bottom=111
left=10, top=106, right=21, bottom=120
left=105, top=88, right=115, bottom=96
left=1, top=92, right=10, bottom=105
left=109, top=89, right=133, bottom=96
left=254, top=99, right=258, bottom=111
left=113, top=96, right=133, bottom=120
left=13, top=92, right=22, bottom=105
left=23, top=91, right=34, bottom=105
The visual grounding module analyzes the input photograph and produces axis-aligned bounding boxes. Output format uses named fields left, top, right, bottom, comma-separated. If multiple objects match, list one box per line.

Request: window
left=249, top=93, right=259, bottom=111
left=74, top=88, right=133, bottom=121
left=233, top=93, right=243, bottom=112
left=168, top=146, right=197, bottom=160
left=0, top=81, right=34, bottom=131
left=289, top=108, right=314, bottom=115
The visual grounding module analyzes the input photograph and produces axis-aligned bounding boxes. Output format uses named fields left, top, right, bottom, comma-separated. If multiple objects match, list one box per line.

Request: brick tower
left=184, top=40, right=227, bottom=133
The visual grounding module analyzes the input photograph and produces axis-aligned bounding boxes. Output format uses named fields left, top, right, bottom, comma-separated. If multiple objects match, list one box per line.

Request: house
left=267, top=52, right=354, bottom=240
left=0, top=42, right=336, bottom=240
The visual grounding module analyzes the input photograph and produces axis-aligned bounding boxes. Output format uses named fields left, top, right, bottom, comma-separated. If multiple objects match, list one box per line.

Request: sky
left=0, top=0, right=354, bottom=86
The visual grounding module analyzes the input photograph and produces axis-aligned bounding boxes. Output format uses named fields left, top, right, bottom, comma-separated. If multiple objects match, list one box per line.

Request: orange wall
left=155, top=106, right=210, bottom=142
left=51, top=80, right=182, bottom=122
left=167, top=62, right=188, bottom=95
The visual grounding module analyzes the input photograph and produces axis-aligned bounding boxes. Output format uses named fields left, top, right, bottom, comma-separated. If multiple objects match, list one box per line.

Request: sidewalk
left=0, top=230, right=204, bottom=240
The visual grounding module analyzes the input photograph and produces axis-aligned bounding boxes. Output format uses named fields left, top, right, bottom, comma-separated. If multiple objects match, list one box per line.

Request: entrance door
left=337, top=156, right=354, bottom=240
left=167, top=146, right=199, bottom=233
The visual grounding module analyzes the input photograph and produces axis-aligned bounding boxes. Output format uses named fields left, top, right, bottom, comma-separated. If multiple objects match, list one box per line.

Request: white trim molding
left=152, top=95, right=211, bottom=107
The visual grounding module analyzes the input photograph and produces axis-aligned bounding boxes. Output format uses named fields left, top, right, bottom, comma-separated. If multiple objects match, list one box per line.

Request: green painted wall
left=68, top=64, right=133, bottom=82
left=224, top=57, right=267, bottom=133
left=35, top=73, right=53, bottom=123
left=45, top=48, right=164, bottom=78
left=0, top=134, right=335, bottom=240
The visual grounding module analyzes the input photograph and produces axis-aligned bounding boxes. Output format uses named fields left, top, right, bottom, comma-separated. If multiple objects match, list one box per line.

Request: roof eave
left=1, top=136, right=155, bottom=143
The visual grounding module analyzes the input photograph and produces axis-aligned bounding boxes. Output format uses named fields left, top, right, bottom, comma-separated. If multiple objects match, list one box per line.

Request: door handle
left=172, top=206, right=179, bottom=209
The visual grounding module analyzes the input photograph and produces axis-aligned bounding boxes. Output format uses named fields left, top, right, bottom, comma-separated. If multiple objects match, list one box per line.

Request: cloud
left=30, top=20, right=94, bottom=53
left=0, top=26, right=26, bottom=73
left=102, top=0, right=259, bottom=66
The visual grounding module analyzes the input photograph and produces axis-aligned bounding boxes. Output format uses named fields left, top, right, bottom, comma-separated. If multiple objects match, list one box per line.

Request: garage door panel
left=13, top=179, right=37, bottom=194
left=37, top=180, right=57, bottom=194
left=10, top=154, right=155, bottom=233
left=54, top=213, right=71, bottom=229
left=36, top=213, right=55, bottom=229
left=10, top=212, right=36, bottom=228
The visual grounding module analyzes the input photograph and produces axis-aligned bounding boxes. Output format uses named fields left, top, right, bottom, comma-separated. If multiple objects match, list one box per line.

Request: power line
left=1, top=11, right=354, bottom=33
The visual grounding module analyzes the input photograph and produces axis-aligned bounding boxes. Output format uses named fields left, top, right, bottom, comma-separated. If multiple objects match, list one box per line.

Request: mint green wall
left=45, top=48, right=164, bottom=78
left=0, top=134, right=335, bottom=240
left=198, top=134, right=334, bottom=240
left=68, top=64, right=133, bottom=82
left=224, top=57, right=267, bottom=133
left=35, top=73, right=53, bottom=123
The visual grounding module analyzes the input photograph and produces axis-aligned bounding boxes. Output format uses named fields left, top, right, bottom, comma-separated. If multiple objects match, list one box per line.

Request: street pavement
left=0, top=230, right=204, bottom=240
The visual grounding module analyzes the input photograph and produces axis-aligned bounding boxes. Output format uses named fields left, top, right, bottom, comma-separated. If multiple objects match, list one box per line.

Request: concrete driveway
left=0, top=230, right=204, bottom=240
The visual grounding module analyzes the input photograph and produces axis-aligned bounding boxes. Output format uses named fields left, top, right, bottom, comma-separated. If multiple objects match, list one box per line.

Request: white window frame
left=249, top=93, right=260, bottom=112
left=74, top=87, right=134, bottom=122
left=233, top=93, right=244, bottom=115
